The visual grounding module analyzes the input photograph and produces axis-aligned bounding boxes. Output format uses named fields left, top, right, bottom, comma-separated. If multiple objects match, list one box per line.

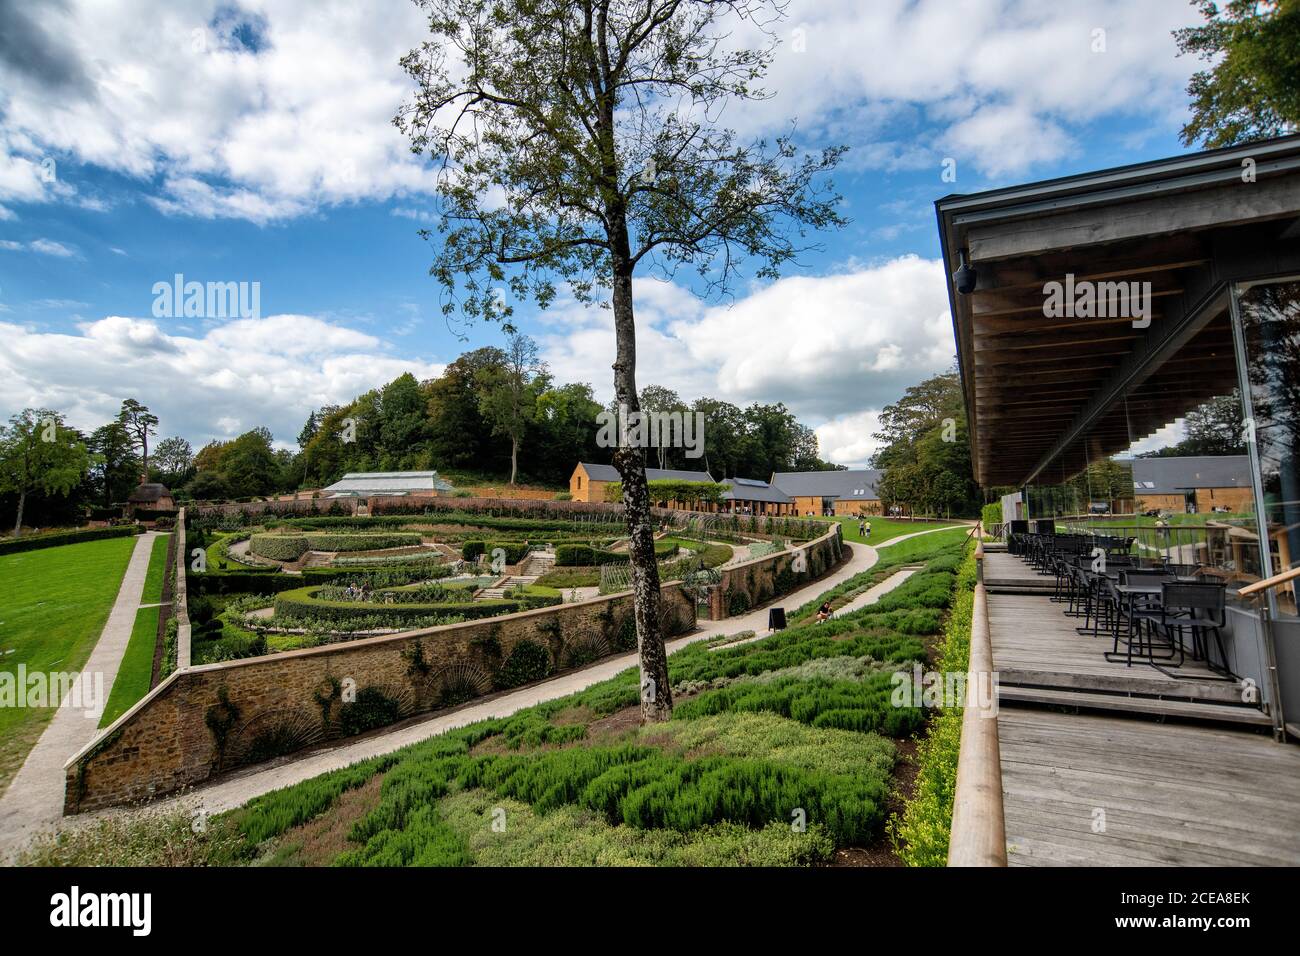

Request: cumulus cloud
left=814, top=409, right=886, bottom=469
left=0, top=0, right=438, bottom=222
left=536, top=255, right=954, bottom=465
left=0, top=0, right=1203, bottom=223
left=0, top=313, right=444, bottom=449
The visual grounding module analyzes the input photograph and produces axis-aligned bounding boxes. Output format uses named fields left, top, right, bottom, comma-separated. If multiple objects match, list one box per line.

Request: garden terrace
left=64, top=520, right=848, bottom=813
left=45, top=532, right=971, bottom=864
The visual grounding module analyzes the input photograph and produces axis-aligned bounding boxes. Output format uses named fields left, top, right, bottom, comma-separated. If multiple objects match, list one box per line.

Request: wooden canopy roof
left=937, top=134, right=1300, bottom=488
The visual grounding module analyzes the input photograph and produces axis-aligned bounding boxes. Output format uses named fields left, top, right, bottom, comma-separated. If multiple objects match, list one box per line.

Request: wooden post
left=948, top=538, right=1007, bottom=866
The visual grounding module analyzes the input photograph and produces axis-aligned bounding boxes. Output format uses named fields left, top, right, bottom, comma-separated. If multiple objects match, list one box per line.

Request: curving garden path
left=8, top=522, right=968, bottom=849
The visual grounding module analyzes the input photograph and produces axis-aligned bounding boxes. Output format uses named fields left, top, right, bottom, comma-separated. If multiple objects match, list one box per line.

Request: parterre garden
left=23, top=526, right=975, bottom=867
left=184, top=506, right=789, bottom=665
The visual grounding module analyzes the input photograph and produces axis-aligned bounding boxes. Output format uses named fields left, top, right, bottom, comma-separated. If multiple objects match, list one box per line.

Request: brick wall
left=64, top=584, right=696, bottom=814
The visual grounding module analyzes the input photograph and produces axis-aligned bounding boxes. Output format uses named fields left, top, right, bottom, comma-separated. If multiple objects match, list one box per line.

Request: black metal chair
left=1157, top=581, right=1231, bottom=677
left=1104, top=569, right=1177, bottom=667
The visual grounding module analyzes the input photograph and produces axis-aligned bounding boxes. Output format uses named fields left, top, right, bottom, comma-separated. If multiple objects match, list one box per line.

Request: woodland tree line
left=0, top=332, right=841, bottom=531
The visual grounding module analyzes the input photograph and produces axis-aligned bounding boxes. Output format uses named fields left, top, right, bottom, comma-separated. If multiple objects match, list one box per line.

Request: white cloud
left=0, top=313, right=444, bottom=449
left=721, top=0, right=1200, bottom=177
left=0, top=237, right=78, bottom=257
left=537, top=255, right=954, bottom=464
left=815, top=409, right=885, bottom=469
left=0, top=0, right=1204, bottom=225
left=0, top=0, right=438, bottom=223
left=28, top=238, right=77, bottom=257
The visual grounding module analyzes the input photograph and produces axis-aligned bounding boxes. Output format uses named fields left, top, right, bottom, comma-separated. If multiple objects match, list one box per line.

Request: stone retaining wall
left=64, top=583, right=695, bottom=814
left=710, top=523, right=844, bottom=619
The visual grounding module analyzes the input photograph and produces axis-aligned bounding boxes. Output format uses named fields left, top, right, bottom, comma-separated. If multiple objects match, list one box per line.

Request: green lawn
left=99, top=534, right=171, bottom=727
left=815, top=515, right=965, bottom=545
left=0, top=535, right=138, bottom=795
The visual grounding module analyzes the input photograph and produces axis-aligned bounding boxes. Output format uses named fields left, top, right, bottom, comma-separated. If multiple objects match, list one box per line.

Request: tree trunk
left=610, top=261, right=673, bottom=723
left=14, top=490, right=25, bottom=537
left=510, top=437, right=518, bottom=485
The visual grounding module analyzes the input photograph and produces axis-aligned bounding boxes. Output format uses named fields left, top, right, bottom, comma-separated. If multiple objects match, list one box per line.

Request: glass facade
left=1233, top=276, right=1300, bottom=618
left=1020, top=281, right=1300, bottom=617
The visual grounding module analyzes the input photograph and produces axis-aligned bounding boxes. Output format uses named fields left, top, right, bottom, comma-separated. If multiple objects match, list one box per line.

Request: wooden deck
left=984, top=551, right=1300, bottom=865
left=983, top=550, right=1053, bottom=589
left=1000, top=709, right=1300, bottom=866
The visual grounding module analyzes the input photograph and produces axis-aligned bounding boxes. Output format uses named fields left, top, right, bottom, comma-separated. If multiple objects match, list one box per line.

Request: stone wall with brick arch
left=64, top=584, right=696, bottom=815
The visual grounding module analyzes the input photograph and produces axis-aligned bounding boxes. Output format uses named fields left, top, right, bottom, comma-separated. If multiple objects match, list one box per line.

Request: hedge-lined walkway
left=0, top=531, right=163, bottom=857
left=13, top=523, right=966, bottom=851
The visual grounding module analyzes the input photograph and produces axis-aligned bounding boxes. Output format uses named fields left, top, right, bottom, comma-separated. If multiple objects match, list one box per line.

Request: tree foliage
left=1176, top=0, right=1300, bottom=147
left=871, top=369, right=977, bottom=516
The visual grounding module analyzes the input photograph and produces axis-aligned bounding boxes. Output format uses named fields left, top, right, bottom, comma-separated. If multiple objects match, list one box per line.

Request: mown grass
left=815, top=516, right=962, bottom=545
left=0, top=535, right=138, bottom=795
left=100, top=534, right=171, bottom=727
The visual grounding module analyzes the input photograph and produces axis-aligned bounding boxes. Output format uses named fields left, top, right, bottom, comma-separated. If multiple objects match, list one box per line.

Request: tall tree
left=0, top=409, right=91, bottom=535
left=475, top=332, right=549, bottom=485
left=427, top=348, right=507, bottom=472
left=87, top=421, right=139, bottom=508
left=639, top=385, right=686, bottom=468
left=117, top=398, right=159, bottom=483
left=152, top=436, right=195, bottom=488
left=1176, top=0, right=1300, bottom=148
left=396, top=0, right=845, bottom=720
left=378, top=372, right=431, bottom=468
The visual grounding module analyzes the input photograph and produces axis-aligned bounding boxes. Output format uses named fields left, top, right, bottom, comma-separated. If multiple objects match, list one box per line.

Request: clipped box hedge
left=554, top=540, right=677, bottom=566
left=189, top=562, right=454, bottom=596
left=0, top=524, right=142, bottom=556
left=249, top=534, right=311, bottom=561
left=306, top=532, right=424, bottom=553
left=272, top=585, right=560, bottom=625
left=461, top=540, right=530, bottom=563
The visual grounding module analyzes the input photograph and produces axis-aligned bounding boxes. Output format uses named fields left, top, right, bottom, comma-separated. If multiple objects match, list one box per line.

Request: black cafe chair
left=1157, top=581, right=1231, bottom=677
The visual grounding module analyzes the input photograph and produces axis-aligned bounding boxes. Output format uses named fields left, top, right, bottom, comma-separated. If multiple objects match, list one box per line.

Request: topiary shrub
left=495, top=639, right=552, bottom=689
left=727, top=589, right=751, bottom=616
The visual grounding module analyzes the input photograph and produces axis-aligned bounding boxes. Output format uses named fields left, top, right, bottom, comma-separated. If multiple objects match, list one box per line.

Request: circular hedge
left=249, top=534, right=310, bottom=561
left=249, top=532, right=424, bottom=561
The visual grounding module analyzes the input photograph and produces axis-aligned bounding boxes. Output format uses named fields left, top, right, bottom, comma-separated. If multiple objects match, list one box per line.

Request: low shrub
left=891, top=545, right=976, bottom=867
left=495, top=639, right=552, bottom=688
left=673, top=672, right=924, bottom=738
left=271, top=586, right=561, bottom=626
left=337, top=686, right=403, bottom=737
left=0, top=524, right=142, bottom=555
left=462, top=540, right=530, bottom=563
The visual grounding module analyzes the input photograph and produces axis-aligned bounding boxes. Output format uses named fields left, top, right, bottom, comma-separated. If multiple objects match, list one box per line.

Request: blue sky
left=0, top=0, right=1208, bottom=466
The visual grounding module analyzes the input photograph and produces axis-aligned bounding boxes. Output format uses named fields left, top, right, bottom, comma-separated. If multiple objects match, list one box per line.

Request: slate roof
left=1129, top=456, right=1252, bottom=495
left=321, top=471, right=455, bottom=496
left=577, top=462, right=714, bottom=483
left=719, top=477, right=792, bottom=504
left=770, top=469, right=883, bottom=501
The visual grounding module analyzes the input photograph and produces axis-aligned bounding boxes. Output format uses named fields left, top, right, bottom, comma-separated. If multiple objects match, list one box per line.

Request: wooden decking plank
left=994, top=708, right=1300, bottom=866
